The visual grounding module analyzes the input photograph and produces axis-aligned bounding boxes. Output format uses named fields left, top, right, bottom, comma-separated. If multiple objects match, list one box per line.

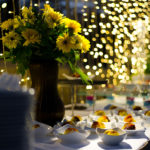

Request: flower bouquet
left=0, top=4, right=91, bottom=126
left=1, top=4, right=91, bottom=84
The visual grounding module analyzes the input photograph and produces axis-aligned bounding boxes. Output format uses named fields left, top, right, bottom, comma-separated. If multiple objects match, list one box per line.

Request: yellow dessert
left=109, top=105, right=117, bottom=110
left=118, top=109, right=128, bottom=116
left=64, top=127, right=78, bottom=134
left=32, top=124, right=40, bottom=129
left=91, top=121, right=106, bottom=129
left=104, top=129, right=119, bottom=136
left=124, top=114, right=136, bottom=122
left=94, top=110, right=105, bottom=116
left=123, top=123, right=136, bottom=130
left=145, top=110, right=150, bottom=116
left=71, top=115, right=82, bottom=122
left=98, top=115, right=110, bottom=122
left=132, top=105, right=142, bottom=111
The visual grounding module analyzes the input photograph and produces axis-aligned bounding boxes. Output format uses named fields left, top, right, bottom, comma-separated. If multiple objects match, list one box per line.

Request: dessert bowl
left=142, top=110, right=150, bottom=121
left=96, top=127, right=127, bottom=146
left=84, top=121, right=112, bottom=134
left=118, top=114, right=142, bottom=123
left=32, top=121, right=53, bottom=139
left=53, top=124, right=90, bottom=143
left=116, top=122, right=145, bottom=135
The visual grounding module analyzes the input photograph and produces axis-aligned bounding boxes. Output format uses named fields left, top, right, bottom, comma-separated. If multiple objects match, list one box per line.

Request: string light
left=82, top=0, right=149, bottom=85
left=1, top=3, right=7, bottom=8
left=0, top=0, right=149, bottom=86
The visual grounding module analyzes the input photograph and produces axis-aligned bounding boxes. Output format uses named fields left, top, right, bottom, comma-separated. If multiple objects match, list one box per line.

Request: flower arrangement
left=1, top=4, right=91, bottom=83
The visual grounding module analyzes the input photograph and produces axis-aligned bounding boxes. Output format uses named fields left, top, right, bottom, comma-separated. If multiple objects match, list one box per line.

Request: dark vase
left=29, top=60, right=65, bottom=126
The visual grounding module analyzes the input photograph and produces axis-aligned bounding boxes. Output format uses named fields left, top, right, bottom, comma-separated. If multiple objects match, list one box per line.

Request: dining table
left=32, top=99, right=150, bottom=150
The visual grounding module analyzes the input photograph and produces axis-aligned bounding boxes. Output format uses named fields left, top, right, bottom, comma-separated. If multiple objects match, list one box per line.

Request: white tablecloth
left=32, top=99, right=150, bottom=150
left=32, top=131, right=150, bottom=150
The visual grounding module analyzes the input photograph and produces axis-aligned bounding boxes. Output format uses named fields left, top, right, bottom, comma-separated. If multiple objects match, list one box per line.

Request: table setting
left=32, top=102, right=150, bottom=150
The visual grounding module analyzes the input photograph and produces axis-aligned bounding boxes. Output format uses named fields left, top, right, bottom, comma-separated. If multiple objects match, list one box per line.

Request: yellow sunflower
left=43, top=4, right=54, bottom=16
left=44, top=10, right=63, bottom=28
left=56, top=33, right=73, bottom=53
left=78, top=35, right=90, bottom=53
left=2, top=31, right=21, bottom=49
left=69, top=34, right=82, bottom=50
left=14, top=16, right=22, bottom=29
left=1, top=19, right=14, bottom=30
left=22, top=6, right=35, bottom=24
left=62, top=18, right=81, bottom=33
left=22, top=29, right=41, bottom=46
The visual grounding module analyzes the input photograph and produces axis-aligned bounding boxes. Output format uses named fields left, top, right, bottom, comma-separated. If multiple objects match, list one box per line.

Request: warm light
left=34, top=3, right=38, bottom=6
left=85, top=65, right=90, bottom=69
left=45, top=1, right=49, bottom=4
left=0, top=69, right=4, bottom=73
left=87, top=72, right=91, bottom=76
left=2, top=3, right=7, bottom=8
left=86, top=85, right=92, bottom=90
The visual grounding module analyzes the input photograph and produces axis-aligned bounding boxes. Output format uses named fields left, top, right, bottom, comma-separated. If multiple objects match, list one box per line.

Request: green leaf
left=74, top=67, right=92, bottom=85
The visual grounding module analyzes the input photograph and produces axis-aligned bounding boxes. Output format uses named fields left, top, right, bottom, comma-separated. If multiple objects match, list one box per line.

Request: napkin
left=0, top=73, right=34, bottom=150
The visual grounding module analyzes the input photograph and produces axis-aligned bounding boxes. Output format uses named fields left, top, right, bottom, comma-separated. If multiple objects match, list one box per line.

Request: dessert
left=71, top=115, right=82, bottom=122
left=109, top=105, right=117, bottom=110
left=145, top=110, right=150, bottom=116
left=118, top=109, right=128, bottom=116
left=132, top=105, right=142, bottom=111
left=104, top=129, right=119, bottom=136
left=32, top=124, right=40, bottom=129
left=72, top=73, right=80, bottom=78
left=64, top=127, right=78, bottom=134
left=94, top=110, right=105, bottom=116
left=91, top=121, right=105, bottom=129
left=98, top=115, right=110, bottom=122
left=123, top=123, right=136, bottom=130
left=124, top=114, right=135, bottom=122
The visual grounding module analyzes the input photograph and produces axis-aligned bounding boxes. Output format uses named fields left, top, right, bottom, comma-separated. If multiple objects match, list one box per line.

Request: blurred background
left=0, top=0, right=150, bottom=105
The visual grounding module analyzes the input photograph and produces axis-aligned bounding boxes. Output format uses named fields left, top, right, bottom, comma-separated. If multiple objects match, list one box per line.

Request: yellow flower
left=63, top=18, right=81, bottom=33
left=1, top=19, right=14, bottom=30
left=56, top=33, right=73, bottom=53
left=69, top=34, right=82, bottom=50
left=43, top=4, right=54, bottom=16
left=2, top=31, right=21, bottom=49
left=22, top=6, right=35, bottom=24
left=14, top=16, right=22, bottom=29
left=22, top=29, right=41, bottom=46
left=44, top=10, right=63, bottom=28
left=78, top=35, right=90, bottom=53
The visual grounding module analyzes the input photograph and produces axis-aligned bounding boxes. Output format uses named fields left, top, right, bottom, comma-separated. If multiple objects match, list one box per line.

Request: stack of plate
left=0, top=89, right=33, bottom=150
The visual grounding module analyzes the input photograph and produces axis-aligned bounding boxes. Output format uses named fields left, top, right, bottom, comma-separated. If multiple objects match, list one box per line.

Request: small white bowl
left=96, top=127, right=127, bottom=146
left=53, top=124, right=90, bottom=144
left=117, top=115, right=142, bottom=123
left=32, top=121, right=53, bottom=139
left=142, top=110, right=150, bottom=121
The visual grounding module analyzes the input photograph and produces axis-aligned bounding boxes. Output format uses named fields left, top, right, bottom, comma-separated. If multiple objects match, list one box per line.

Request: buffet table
left=32, top=99, right=150, bottom=150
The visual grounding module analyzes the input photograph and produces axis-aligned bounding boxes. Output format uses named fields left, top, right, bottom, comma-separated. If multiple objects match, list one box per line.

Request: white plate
left=53, top=124, right=90, bottom=144
left=62, top=73, right=81, bottom=80
left=116, top=122, right=145, bottom=135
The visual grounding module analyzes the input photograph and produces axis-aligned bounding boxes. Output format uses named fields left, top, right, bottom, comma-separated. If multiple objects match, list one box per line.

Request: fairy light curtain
left=0, top=0, right=150, bottom=85
left=81, top=0, right=150, bottom=85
